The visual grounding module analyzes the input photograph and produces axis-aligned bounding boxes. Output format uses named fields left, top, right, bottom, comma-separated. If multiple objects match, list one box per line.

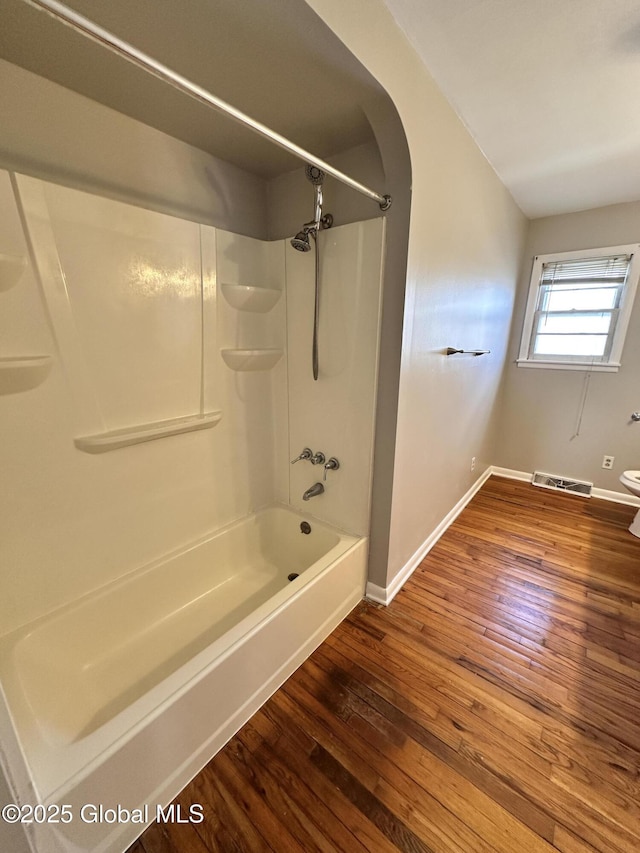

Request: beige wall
left=496, top=201, right=640, bottom=491
left=310, top=0, right=527, bottom=587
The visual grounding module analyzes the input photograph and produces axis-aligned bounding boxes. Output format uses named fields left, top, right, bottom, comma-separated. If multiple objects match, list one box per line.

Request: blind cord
left=570, top=368, right=593, bottom=441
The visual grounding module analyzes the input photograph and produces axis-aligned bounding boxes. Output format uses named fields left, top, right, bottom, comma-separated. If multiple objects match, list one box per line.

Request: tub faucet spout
left=303, top=482, right=324, bottom=501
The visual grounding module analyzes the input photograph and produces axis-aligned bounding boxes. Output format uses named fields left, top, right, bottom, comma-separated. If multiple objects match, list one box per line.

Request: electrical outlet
left=471, top=456, right=476, bottom=472
left=602, top=455, right=614, bottom=470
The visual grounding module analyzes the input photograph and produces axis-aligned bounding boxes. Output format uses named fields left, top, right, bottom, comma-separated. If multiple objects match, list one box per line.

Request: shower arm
left=23, top=0, right=393, bottom=212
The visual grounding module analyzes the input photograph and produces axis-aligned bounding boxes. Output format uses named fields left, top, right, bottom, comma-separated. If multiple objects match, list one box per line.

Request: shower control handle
left=291, top=447, right=313, bottom=464
left=311, top=451, right=326, bottom=466
left=631, top=412, right=640, bottom=422
left=323, top=458, right=340, bottom=481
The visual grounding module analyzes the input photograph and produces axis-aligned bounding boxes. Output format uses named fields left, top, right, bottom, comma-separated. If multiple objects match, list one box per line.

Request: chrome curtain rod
left=24, top=0, right=392, bottom=211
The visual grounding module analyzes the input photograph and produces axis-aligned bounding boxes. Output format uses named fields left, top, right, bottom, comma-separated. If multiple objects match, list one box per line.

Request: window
left=517, top=244, right=640, bottom=371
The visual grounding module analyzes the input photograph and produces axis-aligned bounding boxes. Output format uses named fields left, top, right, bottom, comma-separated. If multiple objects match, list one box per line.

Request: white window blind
left=530, top=253, right=631, bottom=361
left=517, top=244, right=640, bottom=371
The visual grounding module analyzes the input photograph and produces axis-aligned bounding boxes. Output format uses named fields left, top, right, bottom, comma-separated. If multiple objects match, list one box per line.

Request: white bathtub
left=0, top=506, right=367, bottom=853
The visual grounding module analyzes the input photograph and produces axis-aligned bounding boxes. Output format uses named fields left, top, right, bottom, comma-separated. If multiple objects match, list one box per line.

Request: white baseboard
left=491, top=465, right=640, bottom=506
left=592, top=486, right=640, bottom=507
left=491, top=466, right=640, bottom=507
left=364, top=581, right=388, bottom=605
left=365, top=466, right=493, bottom=606
left=489, top=466, right=531, bottom=482
left=367, top=465, right=640, bottom=607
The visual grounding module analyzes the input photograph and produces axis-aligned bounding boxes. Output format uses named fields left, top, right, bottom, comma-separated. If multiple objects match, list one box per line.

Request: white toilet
left=619, top=470, right=640, bottom=537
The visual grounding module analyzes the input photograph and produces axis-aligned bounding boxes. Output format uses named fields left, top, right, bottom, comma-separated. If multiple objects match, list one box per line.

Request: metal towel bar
left=445, top=348, right=490, bottom=356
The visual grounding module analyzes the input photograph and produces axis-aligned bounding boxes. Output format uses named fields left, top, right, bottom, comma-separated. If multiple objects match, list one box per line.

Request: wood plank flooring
left=131, top=476, right=640, bottom=852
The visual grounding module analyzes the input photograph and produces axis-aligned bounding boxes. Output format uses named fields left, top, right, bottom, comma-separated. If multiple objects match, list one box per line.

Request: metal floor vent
left=531, top=471, right=593, bottom=497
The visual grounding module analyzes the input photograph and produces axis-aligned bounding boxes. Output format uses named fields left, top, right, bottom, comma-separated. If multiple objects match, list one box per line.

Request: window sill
left=516, top=359, right=620, bottom=373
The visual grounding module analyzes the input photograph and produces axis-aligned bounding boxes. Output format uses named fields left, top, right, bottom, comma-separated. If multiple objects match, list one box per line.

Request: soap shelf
left=75, top=411, right=222, bottom=453
left=0, top=253, right=27, bottom=292
left=220, top=283, right=281, bottom=313
left=221, top=349, right=283, bottom=372
left=0, top=355, right=53, bottom=395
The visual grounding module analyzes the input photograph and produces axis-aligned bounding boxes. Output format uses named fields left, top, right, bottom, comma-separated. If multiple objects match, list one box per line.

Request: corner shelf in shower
left=0, top=355, right=53, bottom=395
left=74, top=410, right=222, bottom=453
left=221, top=349, right=283, bottom=371
left=220, top=283, right=281, bottom=313
left=0, top=252, right=27, bottom=292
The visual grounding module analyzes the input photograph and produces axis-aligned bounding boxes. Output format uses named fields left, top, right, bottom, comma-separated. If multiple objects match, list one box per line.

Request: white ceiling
left=383, top=0, right=640, bottom=219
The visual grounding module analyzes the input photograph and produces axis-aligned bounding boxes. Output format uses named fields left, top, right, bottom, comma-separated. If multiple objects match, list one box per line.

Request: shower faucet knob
left=291, top=447, right=313, bottom=464
left=311, top=451, right=326, bottom=466
left=323, top=457, right=340, bottom=481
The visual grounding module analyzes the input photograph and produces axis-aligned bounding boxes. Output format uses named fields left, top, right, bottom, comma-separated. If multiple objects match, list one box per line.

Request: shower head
left=305, top=164, right=325, bottom=186
left=290, top=228, right=313, bottom=252
left=290, top=165, right=331, bottom=251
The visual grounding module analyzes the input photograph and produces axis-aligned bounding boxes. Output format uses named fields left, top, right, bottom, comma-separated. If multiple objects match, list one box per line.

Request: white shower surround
left=0, top=171, right=385, bottom=852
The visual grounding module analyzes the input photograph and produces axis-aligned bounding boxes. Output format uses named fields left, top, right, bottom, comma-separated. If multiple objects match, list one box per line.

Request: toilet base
left=629, top=508, right=640, bottom=538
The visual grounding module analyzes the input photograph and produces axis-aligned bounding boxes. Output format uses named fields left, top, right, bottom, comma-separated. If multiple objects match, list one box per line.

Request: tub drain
left=288, top=573, right=299, bottom=582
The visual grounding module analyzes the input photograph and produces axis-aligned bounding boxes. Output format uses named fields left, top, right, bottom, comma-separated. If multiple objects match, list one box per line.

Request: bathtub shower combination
left=0, top=509, right=367, bottom=853
left=0, top=163, right=385, bottom=853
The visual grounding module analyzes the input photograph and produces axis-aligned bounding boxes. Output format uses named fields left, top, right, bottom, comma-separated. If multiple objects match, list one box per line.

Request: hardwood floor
left=131, top=476, right=640, bottom=852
